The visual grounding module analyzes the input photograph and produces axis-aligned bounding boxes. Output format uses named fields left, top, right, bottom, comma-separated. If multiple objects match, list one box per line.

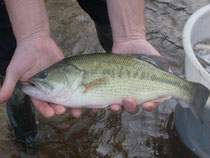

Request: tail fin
left=190, top=83, right=210, bottom=124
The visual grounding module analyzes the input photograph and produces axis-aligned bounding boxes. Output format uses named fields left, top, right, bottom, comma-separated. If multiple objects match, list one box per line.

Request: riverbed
left=0, top=0, right=209, bottom=157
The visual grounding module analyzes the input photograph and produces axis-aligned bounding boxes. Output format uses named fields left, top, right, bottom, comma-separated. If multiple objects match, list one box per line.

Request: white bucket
left=183, top=4, right=210, bottom=105
left=175, top=4, right=210, bottom=158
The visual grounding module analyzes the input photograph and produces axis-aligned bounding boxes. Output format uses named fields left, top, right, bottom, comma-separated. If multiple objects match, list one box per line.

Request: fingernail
left=124, top=103, right=133, bottom=109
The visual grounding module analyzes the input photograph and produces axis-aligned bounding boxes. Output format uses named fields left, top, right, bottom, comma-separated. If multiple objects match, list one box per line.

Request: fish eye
left=39, top=72, right=48, bottom=79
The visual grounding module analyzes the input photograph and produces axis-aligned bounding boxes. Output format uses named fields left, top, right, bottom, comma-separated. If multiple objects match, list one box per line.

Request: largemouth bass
left=23, top=53, right=210, bottom=120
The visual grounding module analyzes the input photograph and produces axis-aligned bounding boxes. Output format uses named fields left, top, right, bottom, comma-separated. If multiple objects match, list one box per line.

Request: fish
left=194, top=39, right=210, bottom=73
left=22, top=53, right=210, bottom=121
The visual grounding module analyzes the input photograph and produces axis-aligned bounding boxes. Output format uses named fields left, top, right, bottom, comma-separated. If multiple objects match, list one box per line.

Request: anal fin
left=150, top=96, right=171, bottom=103
left=178, top=100, right=189, bottom=108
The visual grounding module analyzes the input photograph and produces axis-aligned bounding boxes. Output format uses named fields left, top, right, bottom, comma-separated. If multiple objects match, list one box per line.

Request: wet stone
left=0, top=0, right=209, bottom=157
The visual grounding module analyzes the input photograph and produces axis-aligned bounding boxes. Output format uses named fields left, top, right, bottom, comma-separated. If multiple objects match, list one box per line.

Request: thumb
left=0, top=69, right=19, bottom=104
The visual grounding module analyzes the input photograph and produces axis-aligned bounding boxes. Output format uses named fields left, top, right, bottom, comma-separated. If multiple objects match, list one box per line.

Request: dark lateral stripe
left=139, top=73, right=193, bottom=93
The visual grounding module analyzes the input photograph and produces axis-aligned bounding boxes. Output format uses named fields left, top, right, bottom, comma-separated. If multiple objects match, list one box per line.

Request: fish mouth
left=23, top=79, right=51, bottom=95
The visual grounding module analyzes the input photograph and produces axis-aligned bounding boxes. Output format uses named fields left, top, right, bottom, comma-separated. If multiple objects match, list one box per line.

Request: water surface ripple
left=0, top=0, right=210, bottom=157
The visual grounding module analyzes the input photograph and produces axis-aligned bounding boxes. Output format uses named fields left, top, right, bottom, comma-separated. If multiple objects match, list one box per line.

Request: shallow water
left=0, top=0, right=210, bottom=157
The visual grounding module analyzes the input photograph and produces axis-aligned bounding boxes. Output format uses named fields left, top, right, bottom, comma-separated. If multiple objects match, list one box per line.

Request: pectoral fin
left=83, top=77, right=108, bottom=93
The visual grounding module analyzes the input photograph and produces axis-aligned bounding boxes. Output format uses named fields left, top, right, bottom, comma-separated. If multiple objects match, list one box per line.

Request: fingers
left=92, top=108, right=98, bottom=113
left=51, top=104, right=66, bottom=115
left=31, top=97, right=55, bottom=117
left=121, top=98, right=160, bottom=114
left=0, top=69, right=18, bottom=104
left=142, top=101, right=160, bottom=111
left=110, top=99, right=139, bottom=114
left=31, top=97, right=66, bottom=117
left=123, top=98, right=139, bottom=114
left=110, top=104, right=122, bottom=114
left=32, top=95, right=82, bottom=118
left=31, top=98, right=160, bottom=119
left=69, top=108, right=83, bottom=118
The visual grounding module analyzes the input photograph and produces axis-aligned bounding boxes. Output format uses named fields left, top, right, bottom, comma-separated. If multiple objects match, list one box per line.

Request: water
left=194, top=38, right=210, bottom=73
left=1, top=0, right=210, bottom=157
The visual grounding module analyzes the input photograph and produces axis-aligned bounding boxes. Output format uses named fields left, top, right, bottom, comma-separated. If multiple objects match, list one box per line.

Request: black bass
left=23, top=53, right=210, bottom=120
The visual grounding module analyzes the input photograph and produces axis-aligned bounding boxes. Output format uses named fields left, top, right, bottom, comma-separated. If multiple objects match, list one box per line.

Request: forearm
left=106, top=0, right=146, bottom=43
left=4, top=0, right=50, bottom=43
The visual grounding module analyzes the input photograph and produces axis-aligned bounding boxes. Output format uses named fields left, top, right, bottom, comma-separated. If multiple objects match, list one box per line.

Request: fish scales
left=64, top=54, right=195, bottom=106
left=23, top=53, right=209, bottom=111
left=22, top=53, right=210, bottom=125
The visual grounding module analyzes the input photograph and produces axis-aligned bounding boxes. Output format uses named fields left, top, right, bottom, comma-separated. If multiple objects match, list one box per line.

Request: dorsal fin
left=131, top=54, right=170, bottom=71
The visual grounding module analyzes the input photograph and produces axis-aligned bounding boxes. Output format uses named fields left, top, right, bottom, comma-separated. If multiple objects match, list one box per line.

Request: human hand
left=0, top=36, right=68, bottom=117
left=66, top=39, right=162, bottom=117
left=68, top=39, right=161, bottom=117
left=105, top=0, right=165, bottom=114
left=110, top=39, right=162, bottom=114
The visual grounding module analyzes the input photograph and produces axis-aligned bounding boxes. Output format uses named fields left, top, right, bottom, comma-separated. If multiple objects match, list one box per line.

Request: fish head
left=23, top=61, right=83, bottom=104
